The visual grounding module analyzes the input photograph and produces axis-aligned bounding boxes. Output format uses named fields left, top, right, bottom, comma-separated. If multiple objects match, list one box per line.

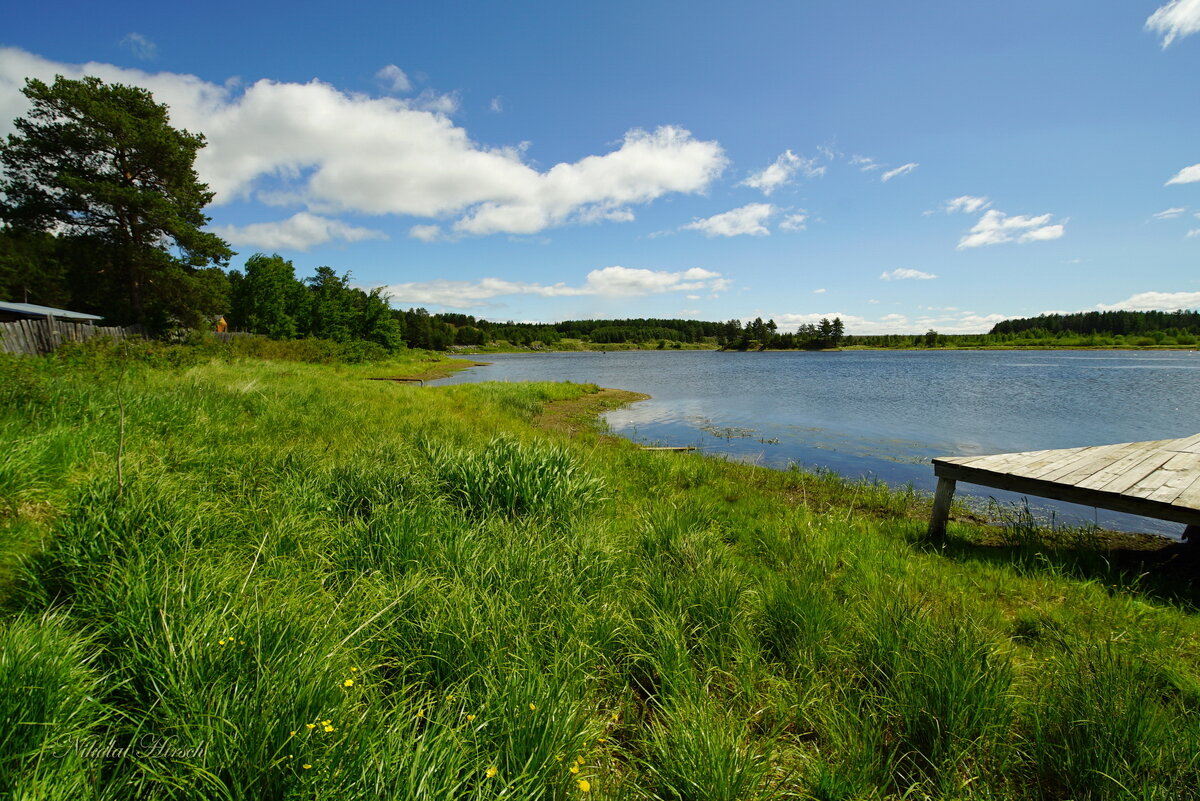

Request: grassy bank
left=3, top=343, right=1199, bottom=800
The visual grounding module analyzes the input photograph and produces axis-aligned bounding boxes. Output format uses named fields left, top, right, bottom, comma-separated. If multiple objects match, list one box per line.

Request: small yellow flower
left=611, top=711, right=619, bottom=721
left=218, top=639, right=226, bottom=645
left=289, top=730, right=296, bottom=736
left=321, top=720, right=331, bottom=726
left=306, top=723, right=315, bottom=730
left=446, top=694, right=454, bottom=701
left=578, top=779, right=590, bottom=793
left=575, top=756, right=584, bottom=766
left=303, top=764, right=312, bottom=770
left=350, top=667, right=358, bottom=672
left=486, top=766, right=498, bottom=778
left=597, top=738, right=607, bottom=743
left=323, top=725, right=334, bottom=732
left=416, top=709, right=425, bottom=718
left=343, top=679, right=354, bottom=687
left=570, top=765, right=580, bottom=774
left=529, top=703, right=537, bottom=711
left=466, top=714, right=476, bottom=721
left=555, top=755, right=563, bottom=761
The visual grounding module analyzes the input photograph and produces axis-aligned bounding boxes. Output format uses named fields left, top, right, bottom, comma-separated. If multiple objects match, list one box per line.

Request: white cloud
left=377, top=266, right=730, bottom=309
left=1146, top=0, right=1200, bottom=48
left=868, top=298, right=880, bottom=304
left=1095, top=290, right=1200, bottom=311
left=489, top=96, right=503, bottom=112
left=943, top=195, right=991, bottom=214
left=880, top=268, right=937, bottom=280
left=211, top=212, right=386, bottom=251
left=958, top=208, right=1065, bottom=248
left=120, top=33, right=157, bottom=61
left=778, top=212, right=808, bottom=232
left=1166, top=163, right=1200, bottom=185
left=774, top=309, right=1010, bottom=336
left=739, top=149, right=824, bottom=195
left=0, top=48, right=727, bottom=238
left=850, top=155, right=880, bottom=172
left=375, top=64, right=411, bottom=93
left=881, top=162, right=919, bottom=182
left=1152, top=206, right=1188, bottom=219
left=1188, top=228, right=1200, bottom=237
left=813, top=288, right=826, bottom=294
left=409, top=224, right=443, bottom=242
left=681, top=203, right=773, bottom=237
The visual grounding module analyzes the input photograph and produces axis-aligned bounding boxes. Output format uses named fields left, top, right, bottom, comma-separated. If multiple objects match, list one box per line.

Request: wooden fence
left=0, top=318, right=142, bottom=356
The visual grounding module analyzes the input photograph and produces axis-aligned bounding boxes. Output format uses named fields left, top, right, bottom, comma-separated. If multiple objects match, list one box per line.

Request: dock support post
left=928, top=477, right=956, bottom=544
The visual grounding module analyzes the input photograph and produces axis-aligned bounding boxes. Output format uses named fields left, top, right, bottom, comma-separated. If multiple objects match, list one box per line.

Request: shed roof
left=0, top=301, right=103, bottom=321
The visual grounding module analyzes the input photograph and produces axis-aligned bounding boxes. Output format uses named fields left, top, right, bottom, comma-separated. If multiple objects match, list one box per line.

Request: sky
left=2, top=0, right=1200, bottom=334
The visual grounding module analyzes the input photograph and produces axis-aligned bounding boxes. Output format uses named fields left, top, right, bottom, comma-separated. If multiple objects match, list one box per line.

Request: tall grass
left=2, top=343, right=1200, bottom=799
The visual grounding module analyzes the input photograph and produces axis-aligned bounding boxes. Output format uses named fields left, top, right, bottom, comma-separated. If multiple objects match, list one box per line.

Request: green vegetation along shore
left=3, top=340, right=1200, bottom=800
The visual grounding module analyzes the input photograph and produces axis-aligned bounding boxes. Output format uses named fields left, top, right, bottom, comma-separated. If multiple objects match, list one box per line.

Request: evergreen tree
left=0, top=75, right=232, bottom=328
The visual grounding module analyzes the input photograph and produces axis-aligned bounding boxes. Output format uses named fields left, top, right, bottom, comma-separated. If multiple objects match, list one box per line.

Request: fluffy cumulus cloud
left=1166, top=163, right=1200, bottom=185
left=0, top=47, right=727, bottom=241
left=880, top=268, right=937, bottom=280
left=375, top=64, right=412, bottom=93
left=957, top=209, right=1065, bottom=248
left=211, top=212, right=386, bottom=251
left=880, top=162, right=918, bottom=182
left=377, top=266, right=731, bottom=309
left=1146, top=0, right=1200, bottom=48
left=943, top=195, right=991, bottom=214
left=681, top=203, right=774, bottom=237
left=1095, top=290, right=1200, bottom=311
left=739, top=150, right=824, bottom=195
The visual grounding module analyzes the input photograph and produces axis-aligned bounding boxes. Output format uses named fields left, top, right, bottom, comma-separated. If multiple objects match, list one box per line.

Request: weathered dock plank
left=928, top=434, right=1200, bottom=542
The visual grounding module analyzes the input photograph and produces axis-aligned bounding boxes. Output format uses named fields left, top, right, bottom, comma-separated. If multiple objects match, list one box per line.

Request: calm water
left=432, top=350, right=1200, bottom=537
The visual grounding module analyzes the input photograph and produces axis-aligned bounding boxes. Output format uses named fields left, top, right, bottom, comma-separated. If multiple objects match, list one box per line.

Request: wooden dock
left=928, top=434, right=1200, bottom=540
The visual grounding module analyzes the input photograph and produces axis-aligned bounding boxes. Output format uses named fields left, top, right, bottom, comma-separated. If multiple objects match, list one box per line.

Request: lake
left=431, top=349, right=1200, bottom=537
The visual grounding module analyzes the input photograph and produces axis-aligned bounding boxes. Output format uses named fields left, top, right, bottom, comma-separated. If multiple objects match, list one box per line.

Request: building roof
left=0, top=301, right=103, bottom=321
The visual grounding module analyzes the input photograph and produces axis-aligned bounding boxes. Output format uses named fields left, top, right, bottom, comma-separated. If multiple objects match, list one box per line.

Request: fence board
left=0, top=318, right=144, bottom=356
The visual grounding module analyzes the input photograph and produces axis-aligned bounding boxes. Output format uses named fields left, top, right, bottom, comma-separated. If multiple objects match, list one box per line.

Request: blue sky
left=3, top=1, right=1199, bottom=333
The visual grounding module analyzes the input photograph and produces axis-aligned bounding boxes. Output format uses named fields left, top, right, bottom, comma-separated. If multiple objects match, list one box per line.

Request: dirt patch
left=532, top=387, right=649, bottom=440
left=369, top=360, right=491, bottom=384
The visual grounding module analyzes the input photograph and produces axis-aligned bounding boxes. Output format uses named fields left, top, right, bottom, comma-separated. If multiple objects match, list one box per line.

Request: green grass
left=2, top=342, right=1199, bottom=799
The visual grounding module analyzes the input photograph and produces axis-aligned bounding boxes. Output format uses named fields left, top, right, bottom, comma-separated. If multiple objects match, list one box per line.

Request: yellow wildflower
left=529, top=703, right=537, bottom=711
left=611, top=711, right=619, bottom=721
left=321, top=720, right=331, bottom=726
left=323, top=725, right=334, bottom=732
left=416, top=709, right=425, bottom=718
left=576, top=756, right=584, bottom=765
left=578, top=779, right=590, bottom=793
left=218, top=639, right=226, bottom=645
left=289, top=730, right=296, bottom=736
left=343, top=679, right=354, bottom=687
left=570, top=765, right=579, bottom=775
left=486, top=766, right=498, bottom=778
left=303, top=764, right=312, bottom=770
left=350, top=667, right=358, bottom=672
left=466, top=714, right=476, bottom=721
left=306, top=723, right=315, bottom=730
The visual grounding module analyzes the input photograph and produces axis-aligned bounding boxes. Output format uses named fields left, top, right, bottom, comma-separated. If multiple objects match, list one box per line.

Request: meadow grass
left=2, top=343, right=1199, bottom=799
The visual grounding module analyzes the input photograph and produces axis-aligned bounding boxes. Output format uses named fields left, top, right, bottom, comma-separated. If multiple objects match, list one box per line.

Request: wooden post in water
left=928, top=476, right=956, bottom=543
